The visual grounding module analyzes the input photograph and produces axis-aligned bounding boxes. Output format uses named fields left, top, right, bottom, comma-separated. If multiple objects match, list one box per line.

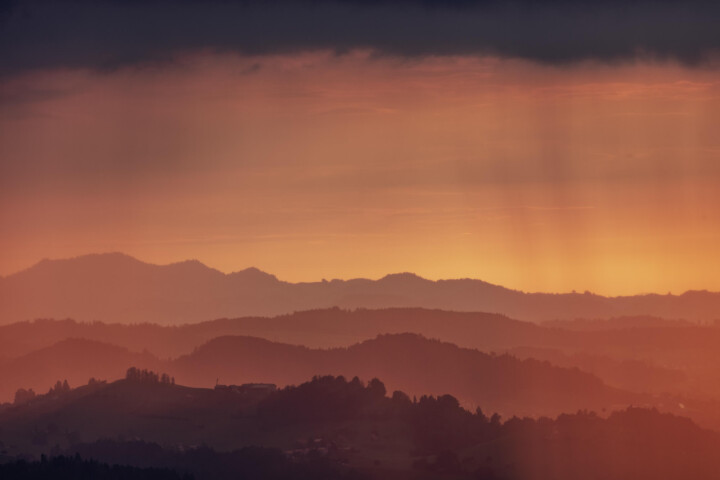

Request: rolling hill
left=0, top=309, right=698, bottom=398
left=173, top=333, right=634, bottom=417
left=1, top=334, right=636, bottom=419
left=0, top=338, right=161, bottom=402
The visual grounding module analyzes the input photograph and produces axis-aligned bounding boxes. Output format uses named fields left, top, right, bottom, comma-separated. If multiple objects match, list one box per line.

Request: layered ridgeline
left=0, top=334, right=634, bottom=418
left=4, top=309, right=718, bottom=399
left=2, top=253, right=720, bottom=324
left=1, top=375, right=719, bottom=480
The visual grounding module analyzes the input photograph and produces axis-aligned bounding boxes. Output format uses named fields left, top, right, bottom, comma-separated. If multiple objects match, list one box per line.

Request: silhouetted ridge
left=163, top=259, right=224, bottom=277
left=2, top=308, right=715, bottom=406
left=5, top=253, right=720, bottom=324
left=23, top=253, right=146, bottom=275
left=378, top=272, right=429, bottom=283
left=228, top=267, right=280, bottom=283
left=187, top=335, right=312, bottom=358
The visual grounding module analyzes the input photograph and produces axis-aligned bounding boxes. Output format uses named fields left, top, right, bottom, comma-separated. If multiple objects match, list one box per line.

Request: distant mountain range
left=2, top=253, right=720, bottom=324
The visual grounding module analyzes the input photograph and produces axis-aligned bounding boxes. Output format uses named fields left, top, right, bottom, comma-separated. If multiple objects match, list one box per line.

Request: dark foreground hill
left=1, top=375, right=719, bottom=480
left=0, top=456, right=190, bottom=480
left=3, top=253, right=720, bottom=324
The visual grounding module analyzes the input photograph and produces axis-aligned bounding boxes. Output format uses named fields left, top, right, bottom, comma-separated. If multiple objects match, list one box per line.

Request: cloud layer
left=2, top=0, right=720, bottom=75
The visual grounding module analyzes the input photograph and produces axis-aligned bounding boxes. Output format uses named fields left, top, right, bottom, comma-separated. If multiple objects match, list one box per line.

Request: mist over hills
left=8, top=308, right=720, bottom=398
left=2, top=253, right=720, bottom=325
left=175, top=333, right=633, bottom=417
left=0, top=334, right=634, bottom=418
left=0, top=338, right=162, bottom=402
left=0, top=308, right=547, bottom=358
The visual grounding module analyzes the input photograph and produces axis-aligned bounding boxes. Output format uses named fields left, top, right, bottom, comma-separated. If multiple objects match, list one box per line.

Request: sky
left=1, top=0, right=720, bottom=295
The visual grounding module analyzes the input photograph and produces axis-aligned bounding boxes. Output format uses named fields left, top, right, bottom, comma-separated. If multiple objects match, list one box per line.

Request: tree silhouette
left=126, top=367, right=173, bottom=384
left=14, top=387, right=36, bottom=405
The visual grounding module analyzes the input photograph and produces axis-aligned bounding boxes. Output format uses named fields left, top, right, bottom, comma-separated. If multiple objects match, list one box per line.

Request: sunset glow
left=2, top=53, right=719, bottom=295
left=4, top=2, right=720, bottom=479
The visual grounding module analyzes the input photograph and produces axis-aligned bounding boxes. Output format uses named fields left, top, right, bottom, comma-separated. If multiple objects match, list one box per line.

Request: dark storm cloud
left=1, top=0, right=719, bottom=75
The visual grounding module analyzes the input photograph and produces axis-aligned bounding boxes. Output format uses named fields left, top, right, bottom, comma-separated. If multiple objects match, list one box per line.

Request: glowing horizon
left=2, top=52, right=719, bottom=296
left=4, top=249, right=718, bottom=298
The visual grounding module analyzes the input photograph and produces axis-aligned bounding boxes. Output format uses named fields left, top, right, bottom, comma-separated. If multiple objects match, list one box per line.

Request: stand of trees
left=5, top=375, right=720, bottom=479
left=13, top=387, right=36, bottom=405
left=254, top=375, right=720, bottom=479
left=257, top=375, right=387, bottom=424
left=13, top=379, right=71, bottom=405
left=49, top=380, right=71, bottom=395
left=125, top=368, right=174, bottom=385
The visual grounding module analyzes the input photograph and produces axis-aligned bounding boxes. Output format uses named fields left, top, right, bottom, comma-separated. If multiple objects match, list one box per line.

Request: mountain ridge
left=2, top=252, right=720, bottom=324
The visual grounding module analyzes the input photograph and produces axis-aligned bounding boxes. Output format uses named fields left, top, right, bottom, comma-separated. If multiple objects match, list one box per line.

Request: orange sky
left=1, top=52, right=719, bottom=295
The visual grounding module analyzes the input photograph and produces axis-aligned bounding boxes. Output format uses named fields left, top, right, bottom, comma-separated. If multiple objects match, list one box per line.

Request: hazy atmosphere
left=2, top=1, right=720, bottom=479
left=3, top=1, right=720, bottom=295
